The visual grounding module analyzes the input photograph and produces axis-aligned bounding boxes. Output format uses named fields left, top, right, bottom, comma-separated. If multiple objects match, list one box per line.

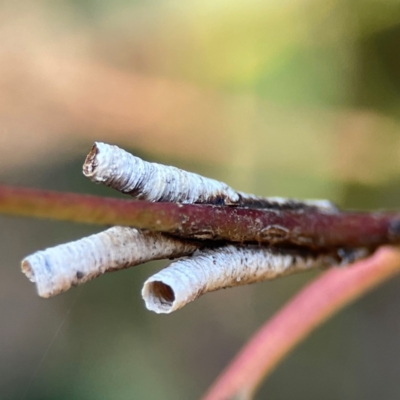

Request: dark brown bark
left=1, top=184, right=400, bottom=249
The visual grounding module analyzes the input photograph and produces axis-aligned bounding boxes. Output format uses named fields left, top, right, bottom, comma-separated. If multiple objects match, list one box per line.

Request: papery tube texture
left=142, top=245, right=347, bottom=314
left=83, top=142, right=336, bottom=211
left=22, top=227, right=199, bottom=297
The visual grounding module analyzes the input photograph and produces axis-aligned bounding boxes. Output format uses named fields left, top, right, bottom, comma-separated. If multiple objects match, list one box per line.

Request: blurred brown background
left=2, top=0, right=400, bottom=399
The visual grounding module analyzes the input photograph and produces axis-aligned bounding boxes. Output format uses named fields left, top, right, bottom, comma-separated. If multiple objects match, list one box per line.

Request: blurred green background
left=2, top=0, right=400, bottom=399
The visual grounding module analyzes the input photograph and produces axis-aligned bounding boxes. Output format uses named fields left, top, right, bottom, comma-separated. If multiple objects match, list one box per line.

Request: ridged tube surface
left=22, top=227, right=198, bottom=297
left=142, top=245, right=338, bottom=314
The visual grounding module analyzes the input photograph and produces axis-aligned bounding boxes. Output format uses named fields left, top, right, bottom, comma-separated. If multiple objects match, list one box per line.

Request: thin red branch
left=1, top=184, right=400, bottom=248
left=202, top=246, right=400, bottom=400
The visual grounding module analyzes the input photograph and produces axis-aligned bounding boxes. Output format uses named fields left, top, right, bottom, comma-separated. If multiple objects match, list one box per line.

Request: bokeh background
left=2, top=0, right=400, bottom=399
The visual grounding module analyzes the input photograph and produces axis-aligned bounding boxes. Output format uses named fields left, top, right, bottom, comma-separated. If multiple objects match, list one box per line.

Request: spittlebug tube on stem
left=17, top=141, right=381, bottom=308
left=22, top=227, right=199, bottom=298
left=142, top=245, right=366, bottom=314
left=83, top=142, right=337, bottom=212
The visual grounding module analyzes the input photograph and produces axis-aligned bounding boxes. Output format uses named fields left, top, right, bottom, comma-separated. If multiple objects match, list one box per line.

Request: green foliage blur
left=2, top=0, right=400, bottom=399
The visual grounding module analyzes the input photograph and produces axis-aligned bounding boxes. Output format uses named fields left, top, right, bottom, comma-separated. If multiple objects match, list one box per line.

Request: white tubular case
left=142, top=245, right=338, bottom=314
left=22, top=227, right=198, bottom=298
left=83, top=142, right=337, bottom=212
left=83, top=142, right=240, bottom=205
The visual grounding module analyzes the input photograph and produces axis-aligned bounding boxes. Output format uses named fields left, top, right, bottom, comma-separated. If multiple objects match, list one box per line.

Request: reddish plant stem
left=201, top=246, right=400, bottom=400
left=1, top=184, right=400, bottom=248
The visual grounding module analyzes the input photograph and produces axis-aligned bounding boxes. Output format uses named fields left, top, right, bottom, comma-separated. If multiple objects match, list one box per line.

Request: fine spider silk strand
left=24, top=288, right=83, bottom=399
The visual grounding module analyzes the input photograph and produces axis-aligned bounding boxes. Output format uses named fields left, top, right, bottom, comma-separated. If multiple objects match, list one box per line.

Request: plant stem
left=201, top=245, right=400, bottom=400
left=1, top=184, right=400, bottom=249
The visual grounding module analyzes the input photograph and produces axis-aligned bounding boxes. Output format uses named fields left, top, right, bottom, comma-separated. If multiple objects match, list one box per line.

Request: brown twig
left=201, top=245, right=400, bottom=400
left=1, top=184, right=400, bottom=249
